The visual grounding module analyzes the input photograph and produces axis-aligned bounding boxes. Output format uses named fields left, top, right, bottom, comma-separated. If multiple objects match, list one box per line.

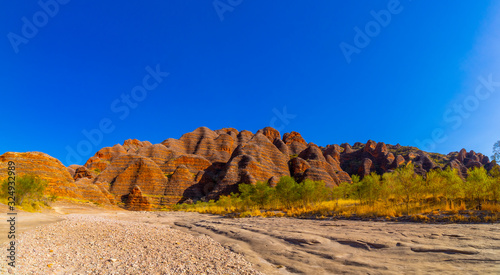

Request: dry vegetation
left=174, top=164, right=500, bottom=223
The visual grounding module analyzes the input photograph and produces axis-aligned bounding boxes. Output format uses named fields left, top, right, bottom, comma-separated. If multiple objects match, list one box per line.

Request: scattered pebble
left=0, top=214, right=262, bottom=274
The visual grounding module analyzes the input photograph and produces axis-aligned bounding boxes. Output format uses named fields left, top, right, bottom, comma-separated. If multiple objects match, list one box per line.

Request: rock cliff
left=1, top=127, right=497, bottom=211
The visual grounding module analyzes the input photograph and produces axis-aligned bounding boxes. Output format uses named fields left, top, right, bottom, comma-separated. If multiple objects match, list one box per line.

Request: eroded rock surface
left=1, top=127, right=497, bottom=210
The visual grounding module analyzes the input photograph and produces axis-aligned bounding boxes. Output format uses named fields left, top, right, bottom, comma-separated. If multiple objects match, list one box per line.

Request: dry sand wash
left=1, top=210, right=500, bottom=274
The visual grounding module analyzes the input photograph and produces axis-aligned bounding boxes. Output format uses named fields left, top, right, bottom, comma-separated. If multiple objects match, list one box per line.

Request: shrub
left=465, top=167, right=491, bottom=203
left=359, top=173, right=381, bottom=205
left=0, top=174, right=48, bottom=205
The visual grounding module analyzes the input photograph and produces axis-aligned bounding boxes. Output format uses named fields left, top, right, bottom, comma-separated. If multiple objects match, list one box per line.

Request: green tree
left=394, top=163, right=423, bottom=214
left=1, top=174, right=48, bottom=205
left=297, top=179, right=328, bottom=206
left=381, top=172, right=398, bottom=205
left=359, top=173, right=381, bottom=205
left=238, top=181, right=275, bottom=208
left=440, top=167, right=464, bottom=207
left=275, top=176, right=299, bottom=208
left=489, top=165, right=500, bottom=203
left=465, top=167, right=491, bottom=205
left=333, top=182, right=352, bottom=200
left=350, top=176, right=363, bottom=205
left=425, top=169, right=446, bottom=202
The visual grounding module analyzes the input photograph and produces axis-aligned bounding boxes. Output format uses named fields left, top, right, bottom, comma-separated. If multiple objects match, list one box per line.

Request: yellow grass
left=482, top=203, right=500, bottom=212
left=175, top=198, right=500, bottom=222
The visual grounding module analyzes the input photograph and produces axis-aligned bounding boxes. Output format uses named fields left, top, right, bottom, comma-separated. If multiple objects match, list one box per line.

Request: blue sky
left=1, top=0, right=499, bottom=166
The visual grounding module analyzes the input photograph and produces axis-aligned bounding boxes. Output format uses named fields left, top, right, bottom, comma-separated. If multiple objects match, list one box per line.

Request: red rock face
left=0, top=152, right=111, bottom=204
left=5, top=127, right=496, bottom=211
left=338, top=139, right=497, bottom=179
left=445, top=148, right=494, bottom=178
left=73, top=166, right=96, bottom=180
left=74, top=178, right=113, bottom=204
left=123, top=139, right=152, bottom=152
left=179, top=127, right=233, bottom=163
left=94, top=155, right=168, bottom=197
left=394, top=155, right=405, bottom=168
left=257, top=127, right=281, bottom=142
left=85, top=144, right=127, bottom=172
left=0, top=152, right=81, bottom=198
left=283, top=131, right=308, bottom=155
left=324, top=144, right=342, bottom=162
left=296, top=144, right=348, bottom=187
left=209, top=133, right=291, bottom=198
left=164, top=165, right=200, bottom=205
left=363, top=140, right=377, bottom=154
left=124, top=185, right=151, bottom=211
left=289, top=157, right=311, bottom=177
left=161, top=155, right=211, bottom=174
left=358, top=158, right=374, bottom=176
left=136, top=144, right=179, bottom=167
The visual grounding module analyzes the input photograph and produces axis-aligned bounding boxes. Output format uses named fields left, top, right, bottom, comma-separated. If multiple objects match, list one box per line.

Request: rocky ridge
left=0, top=127, right=497, bottom=210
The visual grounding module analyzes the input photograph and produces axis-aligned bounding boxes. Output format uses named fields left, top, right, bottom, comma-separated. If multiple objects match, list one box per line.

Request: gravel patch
left=0, top=214, right=263, bottom=274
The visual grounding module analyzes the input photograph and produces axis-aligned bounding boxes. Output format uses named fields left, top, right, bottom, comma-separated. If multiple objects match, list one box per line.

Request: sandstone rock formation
left=0, top=152, right=111, bottom=203
left=94, top=155, right=168, bottom=206
left=73, top=166, right=96, bottom=180
left=123, top=185, right=151, bottom=211
left=339, top=140, right=497, bottom=179
left=283, top=131, right=308, bottom=155
left=77, top=127, right=354, bottom=208
left=1, top=127, right=497, bottom=211
left=73, top=178, right=113, bottom=204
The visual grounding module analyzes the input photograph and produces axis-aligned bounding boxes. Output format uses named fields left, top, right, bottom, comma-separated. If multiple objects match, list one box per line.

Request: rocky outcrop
left=77, top=130, right=499, bottom=207
left=209, top=133, right=291, bottom=198
left=441, top=149, right=493, bottom=178
left=136, top=144, right=179, bottom=167
left=123, top=185, right=151, bottom=211
left=94, top=155, right=168, bottom=198
left=2, top=127, right=497, bottom=211
left=0, top=152, right=81, bottom=198
left=0, top=152, right=112, bottom=204
left=73, top=178, right=113, bottom=204
left=283, top=131, right=307, bottom=155
left=257, top=127, right=281, bottom=143
left=161, top=155, right=211, bottom=174
left=338, top=140, right=497, bottom=178
left=66, top=164, right=80, bottom=178
left=162, top=127, right=234, bottom=163
left=358, top=158, right=374, bottom=176
left=85, top=144, right=127, bottom=172
left=73, top=166, right=96, bottom=180
left=294, top=144, right=348, bottom=187
left=163, top=165, right=200, bottom=204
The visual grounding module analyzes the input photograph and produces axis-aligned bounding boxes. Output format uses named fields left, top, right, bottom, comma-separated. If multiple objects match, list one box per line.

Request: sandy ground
left=1, top=203, right=499, bottom=274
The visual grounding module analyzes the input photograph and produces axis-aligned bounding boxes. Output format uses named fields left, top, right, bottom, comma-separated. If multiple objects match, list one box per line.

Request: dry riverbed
left=0, top=203, right=499, bottom=274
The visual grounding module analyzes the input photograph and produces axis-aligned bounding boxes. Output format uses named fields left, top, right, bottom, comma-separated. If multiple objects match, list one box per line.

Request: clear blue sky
left=1, top=0, right=500, bottom=166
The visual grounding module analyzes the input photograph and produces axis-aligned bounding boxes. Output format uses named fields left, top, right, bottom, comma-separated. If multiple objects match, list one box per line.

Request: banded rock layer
left=1, top=127, right=497, bottom=211
left=0, top=152, right=111, bottom=203
left=79, top=127, right=354, bottom=209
